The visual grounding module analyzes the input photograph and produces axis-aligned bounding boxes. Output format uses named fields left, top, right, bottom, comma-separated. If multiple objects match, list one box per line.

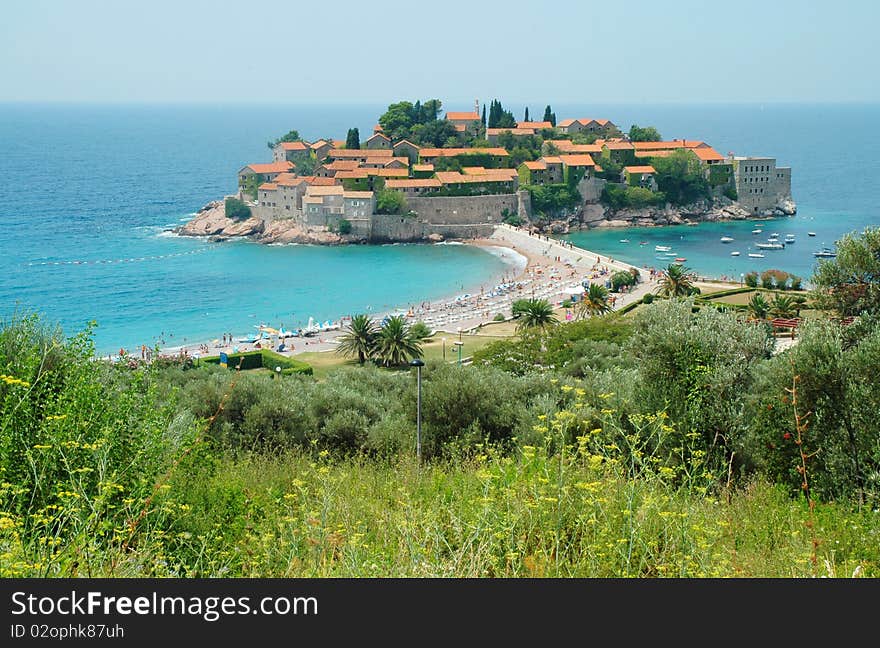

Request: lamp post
left=410, top=358, right=425, bottom=461
left=457, top=326, right=462, bottom=342
left=442, top=337, right=446, bottom=361
left=452, top=340, right=463, bottom=366
left=275, top=366, right=281, bottom=380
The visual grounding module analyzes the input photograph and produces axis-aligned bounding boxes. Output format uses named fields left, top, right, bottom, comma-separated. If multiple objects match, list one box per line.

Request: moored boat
left=730, top=251, right=740, bottom=256
left=748, top=253, right=765, bottom=258
left=720, top=236, right=734, bottom=243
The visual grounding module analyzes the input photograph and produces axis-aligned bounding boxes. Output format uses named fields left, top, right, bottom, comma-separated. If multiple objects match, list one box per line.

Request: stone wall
left=405, top=194, right=517, bottom=225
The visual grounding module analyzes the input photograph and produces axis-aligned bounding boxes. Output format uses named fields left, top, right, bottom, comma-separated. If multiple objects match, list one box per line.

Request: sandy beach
left=139, top=224, right=669, bottom=364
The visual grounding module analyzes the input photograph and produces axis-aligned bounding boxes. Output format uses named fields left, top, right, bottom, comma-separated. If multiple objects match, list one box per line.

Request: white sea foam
left=480, top=244, right=528, bottom=272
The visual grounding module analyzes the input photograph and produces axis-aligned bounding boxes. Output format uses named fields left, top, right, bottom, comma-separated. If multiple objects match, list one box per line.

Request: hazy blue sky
left=1, top=0, right=877, bottom=104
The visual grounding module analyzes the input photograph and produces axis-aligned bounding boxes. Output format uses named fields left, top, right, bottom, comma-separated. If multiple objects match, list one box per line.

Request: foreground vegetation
left=2, top=228, right=879, bottom=577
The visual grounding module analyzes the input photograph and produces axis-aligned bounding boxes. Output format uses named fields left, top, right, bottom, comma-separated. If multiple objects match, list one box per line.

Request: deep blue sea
left=0, top=103, right=877, bottom=353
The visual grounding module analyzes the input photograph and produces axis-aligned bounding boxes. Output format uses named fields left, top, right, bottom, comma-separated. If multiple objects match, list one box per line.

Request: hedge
left=202, top=349, right=313, bottom=375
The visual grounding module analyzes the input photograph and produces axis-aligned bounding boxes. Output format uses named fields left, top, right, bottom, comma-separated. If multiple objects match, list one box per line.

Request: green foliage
left=610, top=270, right=636, bottom=292
left=742, top=318, right=880, bottom=502
left=202, top=349, right=313, bottom=375
left=708, top=164, right=732, bottom=186
left=744, top=272, right=759, bottom=288
left=375, top=188, right=407, bottom=215
left=409, top=321, right=433, bottom=340
left=601, top=184, right=664, bottom=209
left=526, top=184, right=581, bottom=216
left=811, top=226, right=880, bottom=317
left=345, top=128, right=360, bottom=150
left=238, top=175, right=260, bottom=200
left=296, top=155, right=318, bottom=175
left=543, top=105, right=556, bottom=127
left=627, top=299, right=774, bottom=468
left=769, top=294, right=797, bottom=319
left=514, top=299, right=558, bottom=332
left=493, top=312, right=506, bottom=322
left=748, top=293, right=770, bottom=319
left=374, top=316, right=423, bottom=367
left=335, top=314, right=378, bottom=365
left=657, top=263, right=698, bottom=298
left=642, top=293, right=654, bottom=304
left=722, top=185, right=738, bottom=201
left=578, top=283, right=612, bottom=317
left=501, top=208, right=523, bottom=227
left=268, top=129, right=302, bottom=149
left=487, top=99, right=516, bottom=129
left=337, top=219, right=352, bottom=235
left=650, top=149, right=710, bottom=205
left=225, top=197, right=252, bottom=221
left=628, top=124, right=662, bottom=142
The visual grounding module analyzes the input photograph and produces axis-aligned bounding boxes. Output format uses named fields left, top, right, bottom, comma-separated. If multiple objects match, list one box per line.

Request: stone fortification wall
left=405, top=194, right=517, bottom=225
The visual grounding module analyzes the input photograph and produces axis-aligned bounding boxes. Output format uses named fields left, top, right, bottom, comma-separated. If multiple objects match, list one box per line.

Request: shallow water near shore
left=1, top=102, right=877, bottom=353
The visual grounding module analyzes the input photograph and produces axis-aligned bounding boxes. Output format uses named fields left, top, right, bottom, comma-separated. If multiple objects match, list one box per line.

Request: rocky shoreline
left=175, top=199, right=353, bottom=245
left=177, top=194, right=798, bottom=243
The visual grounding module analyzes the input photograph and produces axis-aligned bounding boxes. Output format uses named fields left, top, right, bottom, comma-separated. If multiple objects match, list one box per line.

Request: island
left=178, top=98, right=795, bottom=245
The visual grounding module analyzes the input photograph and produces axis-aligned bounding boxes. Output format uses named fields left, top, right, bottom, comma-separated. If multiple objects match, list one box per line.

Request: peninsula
left=178, top=99, right=795, bottom=245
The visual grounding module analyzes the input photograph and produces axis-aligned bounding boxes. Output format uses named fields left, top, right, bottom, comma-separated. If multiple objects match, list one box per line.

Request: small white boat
left=808, top=232, right=817, bottom=237
left=655, top=245, right=672, bottom=252
left=813, top=248, right=836, bottom=258
left=756, top=242, right=785, bottom=250
left=752, top=229, right=763, bottom=234
left=748, top=253, right=765, bottom=258
left=730, top=251, right=740, bottom=256
left=619, top=239, right=630, bottom=243
left=720, top=236, right=735, bottom=243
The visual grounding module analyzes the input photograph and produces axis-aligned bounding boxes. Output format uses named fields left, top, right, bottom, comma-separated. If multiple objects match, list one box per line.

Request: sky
left=1, top=0, right=877, bottom=104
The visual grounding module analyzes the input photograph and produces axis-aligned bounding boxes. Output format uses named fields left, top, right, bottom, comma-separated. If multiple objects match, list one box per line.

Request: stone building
left=732, top=156, right=793, bottom=213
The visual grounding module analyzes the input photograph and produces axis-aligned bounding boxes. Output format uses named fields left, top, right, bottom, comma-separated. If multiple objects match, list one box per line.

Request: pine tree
left=413, top=100, right=422, bottom=124
left=543, top=105, right=553, bottom=124
left=524, top=107, right=530, bottom=122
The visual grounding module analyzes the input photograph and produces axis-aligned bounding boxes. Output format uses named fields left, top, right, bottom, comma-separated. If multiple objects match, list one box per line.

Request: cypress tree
left=346, top=127, right=360, bottom=149
left=481, top=104, right=486, bottom=127
left=524, top=106, right=530, bottom=121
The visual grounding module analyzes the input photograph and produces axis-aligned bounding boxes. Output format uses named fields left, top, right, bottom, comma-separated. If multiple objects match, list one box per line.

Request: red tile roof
left=385, top=179, right=442, bottom=189
left=243, top=161, right=295, bottom=174
left=517, top=121, right=553, bottom=130
left=522, top=160, right=547, bottom=170
left=445, top=111, right=480, bottom=121
left=412, top=163, right=434, bottom=171
left=624, top=165, right=656, bottom=174
left=600, top=140, right=635, bottom=150
left=692, top=147, right=725, bottom=162
left=259, top=182, right=278, bottom=190
left=558, top=154, right=596, bottom=167
left=419, top=147, right=509, bottom=157
left=486, top=127, right=536, bottom=136
left=366, top=132, right=391, bottom=142
left=277, top=141, right=309, bottom=151
left=327, top=148, right=394, bottom=158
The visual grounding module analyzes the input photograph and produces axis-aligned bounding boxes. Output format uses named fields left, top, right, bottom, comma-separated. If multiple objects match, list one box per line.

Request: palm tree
left=747, top=293, right=770, bottom=320
left=515, top=298, right=558, bottom=332
left=335, top=314, right=377, bottom=364
left=374, top=315, right=423, bottom=367
left=577, top=283, right=612, bottom=319
left=769, top=294, right=796, bottom=319
left=656, top=263, right=697, bottom=298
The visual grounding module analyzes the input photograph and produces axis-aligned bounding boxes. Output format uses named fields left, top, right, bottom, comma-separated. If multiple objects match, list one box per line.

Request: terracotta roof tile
left=343, top=191, right=374, bottom=198
left=558, top=154, right=596, bottom=167
left=243, top=161, right=295, bottom=174
left=517, top=121, right=553, bottom=130
left=624, top=165, right=656, bottom=174
left=445, top=111, right=480, bottom=121
left=385, top=179, right=442, bottom=189
left=277, top=141, right=309, bottom=150
left=522, top=160, right=547, bottom=170
left=259, top=182, right=278, bottom=190
left=327, top=148, right=394, bottom=158
left=419, top=147, right=508, bottom=157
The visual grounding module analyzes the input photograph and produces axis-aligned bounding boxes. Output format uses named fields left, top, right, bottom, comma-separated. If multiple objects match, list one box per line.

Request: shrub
left=744, top=272, right=759, bottom=288
left=225, top=197, right=252, bottom=221
left=610, top=270, right=636, bottom=291
left=642, top=293, right=654, bottom=304
left=760, top=271, right=775, bottom=290
left=337, top=219, right=352, bottom=235
left=722, top=185, right=738, bottom=201
left=409, top=321, right=433, bottom=340
left=493, top=313, right=506, bottom=322
left=789, top=275, right=803, bottom=291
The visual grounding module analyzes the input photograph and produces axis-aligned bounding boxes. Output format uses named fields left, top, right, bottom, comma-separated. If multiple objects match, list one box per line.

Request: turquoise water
left=0, top=104, right=509, bottom=354
left=557, top=103, right=879, bottom=281
left=1, top=103, right=877, bottom=353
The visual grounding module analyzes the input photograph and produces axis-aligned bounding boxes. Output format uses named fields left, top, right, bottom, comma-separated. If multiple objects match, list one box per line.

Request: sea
left=0, top=103, right=877, bottom=353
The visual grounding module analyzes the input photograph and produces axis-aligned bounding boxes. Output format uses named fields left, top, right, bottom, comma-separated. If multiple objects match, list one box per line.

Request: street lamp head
left=410, top=358, right=425, bottom=367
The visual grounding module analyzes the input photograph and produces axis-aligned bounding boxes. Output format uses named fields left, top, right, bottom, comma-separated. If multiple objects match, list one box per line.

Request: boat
left=639, top=241, right=648, bottom=245
left=655, top=245, right=672, bottom=252
left=808, top=232, right=816, bottom=237
left=752, top=229, right=763, bottom=234
left=674, top=257, right=687, bottom=262
left=755, top=242, right=785, bottom=250
left=730, top=251, right=740, bottom=256
left=784, top=234, right=796, bottom=243
left=619, top=239, right=630, bottom=243
left=813, top=247, right=836, bottom=258
left=748, top=253, right=765, bottom=258
left=720, top=236, right=735, bottom=243
left=686, top=221, right=699, bottom=226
